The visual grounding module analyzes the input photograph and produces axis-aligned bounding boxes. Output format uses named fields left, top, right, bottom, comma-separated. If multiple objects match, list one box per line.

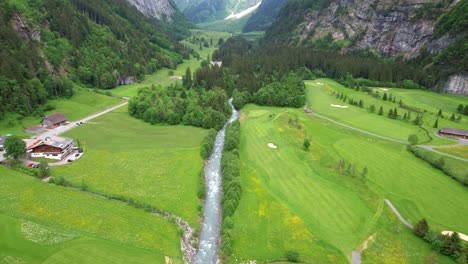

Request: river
left=193, top=98, right=239, bottom=264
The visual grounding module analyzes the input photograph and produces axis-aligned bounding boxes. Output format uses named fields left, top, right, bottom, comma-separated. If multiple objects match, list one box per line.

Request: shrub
left=286, top=250, right=300, bottom=262
left=414, top=218, right=429, bottom=238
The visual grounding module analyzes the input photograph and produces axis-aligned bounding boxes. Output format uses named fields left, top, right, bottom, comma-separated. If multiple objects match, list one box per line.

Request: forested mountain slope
left=242, top=0, right=287, bottom=32
left=0, top=0, right=189, bottom=118
left=262, top=0, right=467, bottom=93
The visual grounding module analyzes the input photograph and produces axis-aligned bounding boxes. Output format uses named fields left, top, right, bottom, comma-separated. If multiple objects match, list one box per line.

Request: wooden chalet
left=439, top=128, right=468, bottom=140
left=41, top=113, right=67, bottom=128
left=27, top=136, right=74, bottom=160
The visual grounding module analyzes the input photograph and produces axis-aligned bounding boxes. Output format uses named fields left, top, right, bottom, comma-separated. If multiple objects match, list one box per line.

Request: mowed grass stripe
left=240, top=108, right=374, bottom=255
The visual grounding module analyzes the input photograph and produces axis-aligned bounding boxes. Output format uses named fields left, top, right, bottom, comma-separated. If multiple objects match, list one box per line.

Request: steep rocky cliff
left=125, top=0, right=177, bottom=22
left=265, top=0, right=463, bottom=59
left=444, top=75, right=468, bottom=95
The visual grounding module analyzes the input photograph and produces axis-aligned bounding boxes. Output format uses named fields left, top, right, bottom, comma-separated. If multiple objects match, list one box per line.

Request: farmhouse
left=42, top=113, right=67, bottom=128
left=439, top=128, right=468, bottom=139
left=27, top=136, right=74, bottom=160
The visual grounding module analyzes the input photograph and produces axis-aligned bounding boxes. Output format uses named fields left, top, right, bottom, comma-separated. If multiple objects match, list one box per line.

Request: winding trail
left=193, top=99, right=239, bottom=264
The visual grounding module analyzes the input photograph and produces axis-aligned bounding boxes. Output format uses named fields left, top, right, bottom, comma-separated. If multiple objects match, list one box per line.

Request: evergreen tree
left=393, top=108, right=398, bottom=119
left=434, top=118, right=439, bottom=128
left=361, top=166, right=368, bottom=181
left=359, top=100, right=364, bottom=108
left=370, top=104, right=376, bottom=113
left=383, top=93, right=388, bottom=101
left=378, top=106, right=384, bottom=115
left=414, top=218, right=429, bottom=238
left=303, top=138, right=310, bottom=150
left=438, top=109, right=443, bottom=117
left=388, top=109, right=393, bottom=118
left=403, top=112, right=407, bottom=120
left=457, top=104, right=464, bottom=113
left=450, top=113, right=455, bottom=121
left=183, top=67, right=192, bottom=88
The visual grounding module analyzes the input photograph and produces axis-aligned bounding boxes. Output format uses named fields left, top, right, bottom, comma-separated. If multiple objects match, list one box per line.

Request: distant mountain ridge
left=174, top=0, right=261, bottom=23
left=243, top=0, right=287, bottom=32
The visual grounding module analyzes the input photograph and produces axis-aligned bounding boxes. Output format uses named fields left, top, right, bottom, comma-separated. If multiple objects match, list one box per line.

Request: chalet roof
left=43, top=113, right=67, bottom=124
left=27, top=136, right=73, bottom=150
left=440, top=128, right=468, bottom=137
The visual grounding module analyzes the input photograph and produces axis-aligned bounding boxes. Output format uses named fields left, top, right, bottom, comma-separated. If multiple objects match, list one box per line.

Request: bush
left=200, top=129, right=217, bottom=159
left=286, top=250, right=300, bottom=262
left=414, top=218, right=429, bottom=238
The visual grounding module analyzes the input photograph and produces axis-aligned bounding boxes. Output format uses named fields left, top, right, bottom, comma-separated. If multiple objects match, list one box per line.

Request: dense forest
left=0, top=0, right=190, bottom=118
left=128, top=81, right=232, bottom=129
left=212, top=36, right=466, bottom=94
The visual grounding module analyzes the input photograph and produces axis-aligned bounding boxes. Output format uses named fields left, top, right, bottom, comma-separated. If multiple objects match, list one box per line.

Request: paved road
left=310, top=111, right=409, bottom=145
left=36, top=102, right=128, bottom=140
left=307, top=107, right=467, bottom=162
left=352, top=251, right=361, bottom=264
left=384, top=199, right=414, bottom=229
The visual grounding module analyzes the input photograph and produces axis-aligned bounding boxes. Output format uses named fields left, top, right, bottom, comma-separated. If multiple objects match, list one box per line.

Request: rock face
left=125, top=0, right=177, bottom=21
left=174, top=0, right=261, bottom=23
left=11, top=14, right=41, bottom=42
left=444, top=75, right=468, bottom=96
left=266, top=0, right=460, bottom=58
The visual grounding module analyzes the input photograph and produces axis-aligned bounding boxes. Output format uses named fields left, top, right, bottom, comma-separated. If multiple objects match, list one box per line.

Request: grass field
left=0, top=167, right=182, bottom=263
left=233, top=104, right=467, bottom=263
left=0, top=88, right=123, bottom=138
left=306, top=79, right=468, bottom=146
left=110, top=30, right=232, bottom=98
left=52, top=106, right=207, bottom=227
left=434, top=145, right=468, bottom=159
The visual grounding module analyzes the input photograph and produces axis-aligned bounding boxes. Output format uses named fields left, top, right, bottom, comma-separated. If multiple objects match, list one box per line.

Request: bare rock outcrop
left=125, top=0, right=177, bottom=22
left=444, top=75, right=468, bottom=96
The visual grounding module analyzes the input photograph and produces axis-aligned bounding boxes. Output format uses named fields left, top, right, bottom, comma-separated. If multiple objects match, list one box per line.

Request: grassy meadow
left=0, top=167, right=182, bottom=263
left=0, top=88, right=123, bottom=138
left=110, top=30, right=232, bottom=98
left=434, top=145, right=468, bottom=159
left=306, top=79, right=468, bottom=145
left=232, top=104, right=467, bottom=263
left=52, top=106, right=207, bottom=227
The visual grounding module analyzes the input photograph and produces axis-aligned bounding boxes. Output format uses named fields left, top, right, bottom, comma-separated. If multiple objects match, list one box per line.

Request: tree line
left=128, top=84, right=231, bottom=130
left=220, top=120, right=242, bottom=258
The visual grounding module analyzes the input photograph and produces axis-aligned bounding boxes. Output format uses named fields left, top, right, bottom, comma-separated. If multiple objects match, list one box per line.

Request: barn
left=41, top=113, right=67, bottom=128
left=439, top=128, right=468, bottom=140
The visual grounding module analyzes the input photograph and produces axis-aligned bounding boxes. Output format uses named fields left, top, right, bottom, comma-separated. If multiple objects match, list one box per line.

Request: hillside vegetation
left=0, top=0, right=188, bottom=119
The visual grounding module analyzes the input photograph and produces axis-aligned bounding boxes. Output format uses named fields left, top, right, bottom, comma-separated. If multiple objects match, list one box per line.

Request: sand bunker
left=169, top=75, right=183, bottom=80
left=267, top=143, right=278, bottom=149
left=331, top=104, right=349, bottom=109
left=442, top=231, right=468, bottom=241
left=379, top=88, right=389, bottom=91
left=315, top=82, right=323, bottom=85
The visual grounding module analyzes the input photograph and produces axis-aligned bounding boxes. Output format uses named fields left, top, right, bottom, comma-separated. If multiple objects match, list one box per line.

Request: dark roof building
left=41, top=113, right=67, bottom=128
left=439, top=128, right=468, bottom=139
